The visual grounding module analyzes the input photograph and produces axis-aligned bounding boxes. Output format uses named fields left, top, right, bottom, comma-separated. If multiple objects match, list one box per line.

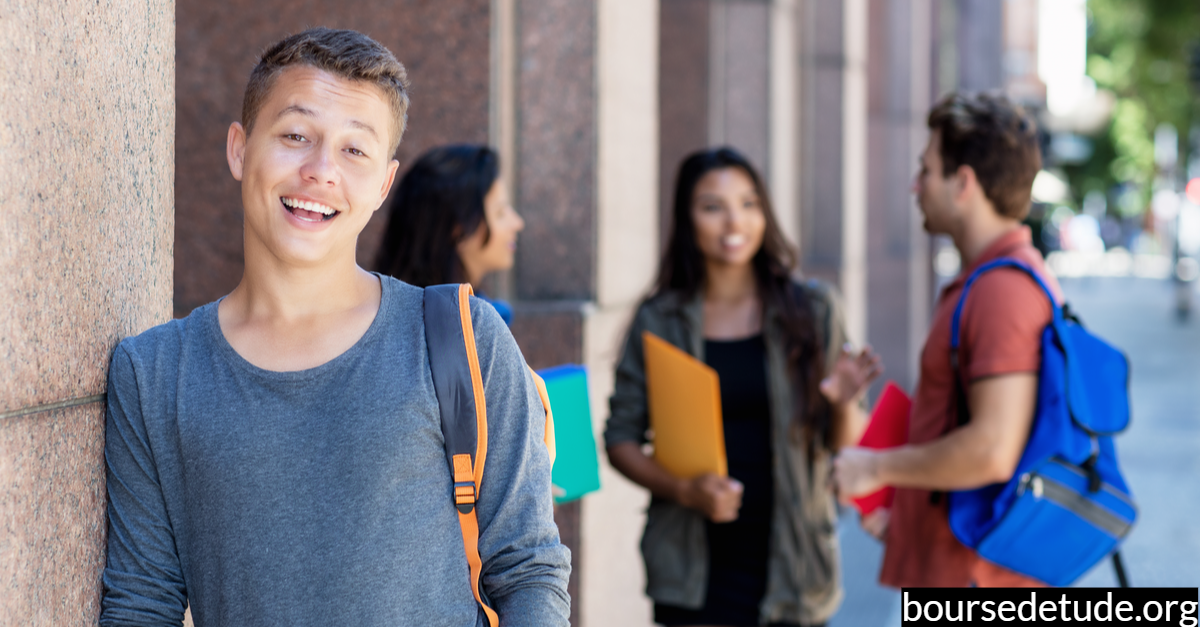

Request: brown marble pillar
left=659, top=0, right=712, bottom=241
left=658, top=0, right=773, bottom=232
left=506, top=3, right=598, bottom=624
left=956, top=0, right=1004, bottom=92
left=865, top=0, right=935, bottom=393
left=502, top=2, right=662, bottom=624
left=797, top=0, right=870, bottom=341
left=0, top=0, right=175, bottom=622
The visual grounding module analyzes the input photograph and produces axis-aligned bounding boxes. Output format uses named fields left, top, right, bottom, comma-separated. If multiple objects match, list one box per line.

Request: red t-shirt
left=880, top=227, right=1062, bottom=588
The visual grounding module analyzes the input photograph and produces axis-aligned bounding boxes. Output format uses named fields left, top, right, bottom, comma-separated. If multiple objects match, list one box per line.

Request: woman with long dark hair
left=605, top=147, right=881, bottom=627
left=374, top=144, right=524, bottom=322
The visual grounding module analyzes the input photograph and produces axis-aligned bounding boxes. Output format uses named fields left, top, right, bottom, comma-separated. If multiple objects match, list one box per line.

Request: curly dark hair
left=927, top=92, right=1042, bottom=220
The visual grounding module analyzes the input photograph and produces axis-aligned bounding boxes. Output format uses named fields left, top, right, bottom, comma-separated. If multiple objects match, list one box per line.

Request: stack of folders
left=537, top=365, right=602, bottom=504
left=851, top=381, right=912, bottom=515
left=641, top=332, right=728, bottom=479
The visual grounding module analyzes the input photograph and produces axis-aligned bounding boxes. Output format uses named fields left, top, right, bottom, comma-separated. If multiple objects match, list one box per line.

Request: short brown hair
left=242, top=28, right=411, bottom=156
left=927, top=92, right=1042, bottom=220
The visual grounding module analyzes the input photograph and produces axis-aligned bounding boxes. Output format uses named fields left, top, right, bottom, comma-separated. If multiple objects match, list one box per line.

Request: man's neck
left=952, top=208, right=1022, bottom=268
left=217, top=251, right=383, bottom=372
left=228, top=254, right=377, bottom=322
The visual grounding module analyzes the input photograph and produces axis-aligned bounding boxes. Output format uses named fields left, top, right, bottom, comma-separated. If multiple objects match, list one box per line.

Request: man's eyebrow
left=347, top=119, right=380, bottom=140
left=276, top=104, right=317, bottom=120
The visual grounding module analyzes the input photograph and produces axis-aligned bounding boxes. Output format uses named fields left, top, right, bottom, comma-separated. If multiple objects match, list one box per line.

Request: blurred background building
left=2, top=0, right=1198, bottom=625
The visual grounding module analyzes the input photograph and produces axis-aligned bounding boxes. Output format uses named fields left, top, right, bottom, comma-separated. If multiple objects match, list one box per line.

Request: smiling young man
left=100, top=28, right=570, bottom=626
left=833, top=92, right=1059, bottom=587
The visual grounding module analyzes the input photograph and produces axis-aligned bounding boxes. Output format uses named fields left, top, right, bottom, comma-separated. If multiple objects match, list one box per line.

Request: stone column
left=956, top=0, right=1004, bottom=92
left=865, top=0, right=935, bottom=392
left=501, top=3, right=597, bottom=623
left=500, top=2, right=660, bottom=625
left=0, top=0, right=175, bottom=623
left=658, top=0, right=775, bottom=237
left=658, top=0, right=712, bottom=241
left=798, top=0, right=869, bottom=344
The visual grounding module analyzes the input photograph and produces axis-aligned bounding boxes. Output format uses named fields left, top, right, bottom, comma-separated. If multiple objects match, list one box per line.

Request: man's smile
left=281, top=196, right=341, bottom=222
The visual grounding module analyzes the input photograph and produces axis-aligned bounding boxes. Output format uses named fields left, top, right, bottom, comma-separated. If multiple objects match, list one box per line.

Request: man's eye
left=346, top=147, right=366, bottom=157
left=284, top=134, right=307, bottom=142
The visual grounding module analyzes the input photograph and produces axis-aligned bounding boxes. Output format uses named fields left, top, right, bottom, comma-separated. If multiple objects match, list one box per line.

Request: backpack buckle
left=454, top=481, right=477, bottom=514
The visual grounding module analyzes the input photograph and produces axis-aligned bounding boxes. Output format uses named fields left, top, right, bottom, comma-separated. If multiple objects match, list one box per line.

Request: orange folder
left=851, top=381, right=911, bottom=515
left=642, top=331, right=728, bottom=478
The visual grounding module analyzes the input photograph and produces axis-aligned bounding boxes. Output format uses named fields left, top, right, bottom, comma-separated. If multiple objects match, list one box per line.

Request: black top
left=655, top=334, right=780, bottom=626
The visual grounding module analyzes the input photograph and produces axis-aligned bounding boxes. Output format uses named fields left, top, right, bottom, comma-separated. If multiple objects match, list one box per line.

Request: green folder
left=538, top=365, right=601, bottom=504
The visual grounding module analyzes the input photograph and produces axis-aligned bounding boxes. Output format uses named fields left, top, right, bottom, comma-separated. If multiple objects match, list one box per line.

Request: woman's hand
left=677, top=473, right=743, bottom=523
left=820, top=343, right=883, bottom=408
left=607, top=443, right=744, bottom=522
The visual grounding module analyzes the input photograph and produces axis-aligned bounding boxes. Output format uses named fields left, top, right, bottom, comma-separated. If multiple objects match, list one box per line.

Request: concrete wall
left=0, top=0, right=175, bottom=623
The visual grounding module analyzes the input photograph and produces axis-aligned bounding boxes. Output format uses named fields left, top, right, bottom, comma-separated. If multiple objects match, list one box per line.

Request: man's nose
left=300, top=143, right=338, bottom=185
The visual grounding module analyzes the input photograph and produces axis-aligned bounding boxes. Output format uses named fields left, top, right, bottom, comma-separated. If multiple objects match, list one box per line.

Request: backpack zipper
left=1016, top=461, right=1134, bottom=511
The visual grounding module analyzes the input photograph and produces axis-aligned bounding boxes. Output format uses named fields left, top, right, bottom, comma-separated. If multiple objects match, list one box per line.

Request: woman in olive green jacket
left=604, top=147, right=881, bottom=627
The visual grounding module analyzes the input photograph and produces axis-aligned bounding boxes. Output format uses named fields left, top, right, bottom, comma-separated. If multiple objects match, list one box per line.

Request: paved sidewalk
left=830, top=276, right=1200, bottom=627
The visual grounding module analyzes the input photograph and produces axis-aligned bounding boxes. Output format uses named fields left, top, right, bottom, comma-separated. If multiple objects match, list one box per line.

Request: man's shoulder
left=969, top=247, right=1058, bottom=309
left=115, top=302, right=213, bottom=367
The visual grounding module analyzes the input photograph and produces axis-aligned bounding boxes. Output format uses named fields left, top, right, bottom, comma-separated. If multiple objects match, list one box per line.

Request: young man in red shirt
left=834, top=92, right=1058, bottom=587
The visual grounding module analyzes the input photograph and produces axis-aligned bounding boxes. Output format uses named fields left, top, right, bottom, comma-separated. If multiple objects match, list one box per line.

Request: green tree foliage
left=1070, top=0, right=1199, bottom=214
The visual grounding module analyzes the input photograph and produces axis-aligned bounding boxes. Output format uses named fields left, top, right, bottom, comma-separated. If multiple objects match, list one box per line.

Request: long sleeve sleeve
left=603, top=304, right=652, bottom=448
left=468, top=299, right=572, bottom=626
left=100, top=345, right=187, bottom=627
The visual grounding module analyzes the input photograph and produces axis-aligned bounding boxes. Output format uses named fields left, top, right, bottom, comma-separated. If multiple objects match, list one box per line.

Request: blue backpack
left=946, top=258, right=1137, bottom=586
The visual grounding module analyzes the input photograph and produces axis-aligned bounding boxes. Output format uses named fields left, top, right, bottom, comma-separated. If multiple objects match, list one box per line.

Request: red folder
left=851, top=381, right=912, bottom=515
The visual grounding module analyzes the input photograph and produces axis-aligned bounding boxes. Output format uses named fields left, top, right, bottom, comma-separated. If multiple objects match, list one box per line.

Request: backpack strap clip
left=452, top=453, right=477, bottom=514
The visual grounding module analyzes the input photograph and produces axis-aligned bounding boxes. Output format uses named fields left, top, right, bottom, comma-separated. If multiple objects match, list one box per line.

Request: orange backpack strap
left=424, top=284, right=498, bottom=627
left=529, top=368, right=556, bottom=466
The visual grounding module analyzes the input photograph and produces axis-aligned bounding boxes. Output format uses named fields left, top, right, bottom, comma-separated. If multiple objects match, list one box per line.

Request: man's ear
left=954, top=164, right=980, bottom=205
left=227, top=122, right=247, bottom=181
left=373, top=159, right=401, bottom=212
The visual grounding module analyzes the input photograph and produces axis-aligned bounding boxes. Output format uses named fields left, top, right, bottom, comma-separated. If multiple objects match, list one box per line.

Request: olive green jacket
left=603, top=280, right=848, bottom=626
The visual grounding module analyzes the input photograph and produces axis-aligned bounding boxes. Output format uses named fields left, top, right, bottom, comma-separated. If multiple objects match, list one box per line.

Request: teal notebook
left=537, top=365, right=601, bottom=504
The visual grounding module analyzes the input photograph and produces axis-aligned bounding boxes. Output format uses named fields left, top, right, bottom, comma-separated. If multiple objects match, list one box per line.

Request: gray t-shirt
left=100, top=276, right=570, bottom=626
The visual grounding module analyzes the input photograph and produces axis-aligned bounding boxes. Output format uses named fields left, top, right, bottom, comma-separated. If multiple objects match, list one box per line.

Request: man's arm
left=100, top=345, right=188, bottom=626
left=834, top=372, right=1037, bottom=498
left=469, top=300, right=571, bottom=626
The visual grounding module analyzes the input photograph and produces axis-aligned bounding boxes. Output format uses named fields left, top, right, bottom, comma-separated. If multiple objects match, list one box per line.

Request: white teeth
left=723, top=234, right=746, bottom=247
left=282, top=197, right=336, bottom=216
